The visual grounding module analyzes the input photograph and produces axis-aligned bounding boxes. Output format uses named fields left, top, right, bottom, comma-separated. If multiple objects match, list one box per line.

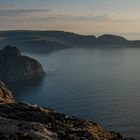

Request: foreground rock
left=0, top=81, right=134, bottom=140
left=0, top=45, right=45, bottom=82
left=0, top=117, right=58, bottom=140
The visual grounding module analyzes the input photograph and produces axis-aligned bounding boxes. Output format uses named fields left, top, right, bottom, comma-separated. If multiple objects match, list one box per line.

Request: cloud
left=0, top=3, right=15, bottom=9
left=0, top=8, right=133, bottom=24
left=46, top=14, right=111, bottom=22
left=0, top=9, right=51, bottom=17
left=21, top=14, right=132, bottom=23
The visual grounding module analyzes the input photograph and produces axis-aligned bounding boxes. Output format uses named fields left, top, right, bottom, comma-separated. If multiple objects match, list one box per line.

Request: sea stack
left=0, top=45, right=45, bottom=82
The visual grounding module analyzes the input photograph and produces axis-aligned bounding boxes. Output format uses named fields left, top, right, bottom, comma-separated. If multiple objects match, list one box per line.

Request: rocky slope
left=0, top=81, right=134, bottom=140
left=0, top=45, right=45, bottom=82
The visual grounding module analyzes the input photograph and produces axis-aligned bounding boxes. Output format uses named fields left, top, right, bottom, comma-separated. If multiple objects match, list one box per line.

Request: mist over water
left=8, top=48, right=140, bottom=139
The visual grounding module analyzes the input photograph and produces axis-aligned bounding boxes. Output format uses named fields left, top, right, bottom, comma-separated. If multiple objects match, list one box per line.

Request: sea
left=8, top=47, right=140, bottom=139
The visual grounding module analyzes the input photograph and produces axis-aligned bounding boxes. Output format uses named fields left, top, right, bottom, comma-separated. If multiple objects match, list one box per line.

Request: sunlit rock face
left=0, top=81, right=14, bottom=104
left=0, top=45, right=45, bottom=82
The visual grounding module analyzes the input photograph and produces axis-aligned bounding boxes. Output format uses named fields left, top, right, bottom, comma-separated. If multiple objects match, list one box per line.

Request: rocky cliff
left=0, top=81, right=14, bottom=103
left=0, top=45, right=45, bottom=81
left=0, top=81, right=134, bottom=140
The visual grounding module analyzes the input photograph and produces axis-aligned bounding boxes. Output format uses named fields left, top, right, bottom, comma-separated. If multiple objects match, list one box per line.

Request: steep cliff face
left=0, top=45, right=45, bottom=81
left=0, top=81, right=14, bottom=103
left=0, top=81, right=134, bottom=140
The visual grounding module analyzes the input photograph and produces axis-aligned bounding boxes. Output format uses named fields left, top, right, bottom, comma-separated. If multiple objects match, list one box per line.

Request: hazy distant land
left=0, top=30, right=140, bottom=53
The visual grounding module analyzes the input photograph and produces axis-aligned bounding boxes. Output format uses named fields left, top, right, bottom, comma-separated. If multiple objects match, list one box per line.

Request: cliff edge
left=0, top=81, right=134, bottom=140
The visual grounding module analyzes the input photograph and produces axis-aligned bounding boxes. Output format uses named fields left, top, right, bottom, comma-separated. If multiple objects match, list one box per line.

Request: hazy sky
left=0, top=0, right=140, bottom=38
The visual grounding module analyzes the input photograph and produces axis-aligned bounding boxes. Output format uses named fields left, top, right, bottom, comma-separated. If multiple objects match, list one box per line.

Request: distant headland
left=0, top=30, right=140, bottom=53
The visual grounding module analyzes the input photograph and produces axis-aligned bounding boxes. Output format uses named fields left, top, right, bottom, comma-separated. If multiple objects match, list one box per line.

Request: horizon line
left=0, top=29, right=140, bottom=40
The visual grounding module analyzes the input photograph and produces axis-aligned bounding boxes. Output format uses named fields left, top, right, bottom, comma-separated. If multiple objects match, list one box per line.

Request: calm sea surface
left=8, top=48, right=140, bottom=139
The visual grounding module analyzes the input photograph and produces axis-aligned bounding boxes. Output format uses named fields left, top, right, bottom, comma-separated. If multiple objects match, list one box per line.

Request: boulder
left=0, top=116, right=58, bottom=140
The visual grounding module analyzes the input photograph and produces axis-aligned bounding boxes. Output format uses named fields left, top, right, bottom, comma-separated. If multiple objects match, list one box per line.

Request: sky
left=0, top=0, right=140, bottom=39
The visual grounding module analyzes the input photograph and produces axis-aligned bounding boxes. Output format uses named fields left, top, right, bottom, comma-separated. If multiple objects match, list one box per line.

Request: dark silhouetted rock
left=97, top=34, right=127, bottom=44
left=0, top=30, right=130, bottom=53
left=0, top=45, right=45, bottom=81
left=1, top=30, right=140, bottom=53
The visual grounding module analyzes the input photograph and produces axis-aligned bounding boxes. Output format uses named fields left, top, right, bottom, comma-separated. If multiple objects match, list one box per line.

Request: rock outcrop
left=0, top=45, right=45, bottom=82
left=0, top=81, right=134, bottom=140
left=0, top=81, right=14, bottom=103
left=0, top=117, right=58, bottom=140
